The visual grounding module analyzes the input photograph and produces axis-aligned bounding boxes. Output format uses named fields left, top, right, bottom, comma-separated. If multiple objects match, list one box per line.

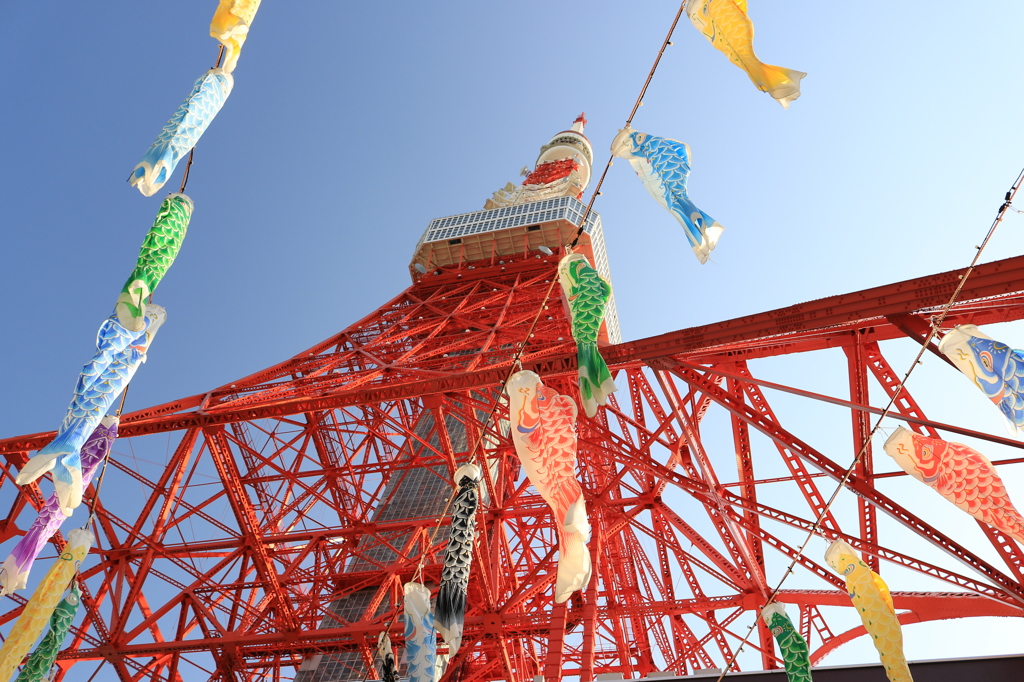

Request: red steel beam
left=670, top=360, right=1024, bottom=452
left=845, top=336, right=879, bottom=572
left=661, top=361, right=1024, bottom=605
left=4, top=256, right=1024, bottom=451
left=55, top=591, right=850, bottom=661
left=204, top=428, right=300, bottom=632
left=618, top=446, right=1022, bottom=606
left=604, top=254, right=1024, bottom=362
left=3, top=252, right=1024, bottom=681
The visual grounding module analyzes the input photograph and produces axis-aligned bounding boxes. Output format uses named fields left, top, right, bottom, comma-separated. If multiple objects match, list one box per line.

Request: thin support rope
left=568, top=0, right=688, bottom=252
left=177, top=40, right=221, bottom=195
left=178, top=148, right=195, bottom=194
left=378, top=1, right=692, bottom=654
left=83, top=284, right=145, bottom=532
left=376, top=276, right=562, bottom=645
left=713, top=164, right=1024, bottom=679
left=84, top=660, right=106, bottom=682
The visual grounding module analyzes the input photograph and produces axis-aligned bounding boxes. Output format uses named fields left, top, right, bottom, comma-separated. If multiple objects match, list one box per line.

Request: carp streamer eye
left=980, top=351, right=994, bottom=372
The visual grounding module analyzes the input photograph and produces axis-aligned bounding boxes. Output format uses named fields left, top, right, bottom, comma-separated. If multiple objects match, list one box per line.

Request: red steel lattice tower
left=1, top=117, right=1024, bottom=681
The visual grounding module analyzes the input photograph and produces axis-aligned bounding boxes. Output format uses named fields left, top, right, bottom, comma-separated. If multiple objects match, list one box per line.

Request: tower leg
left=543, top=602, right=568, bottom=682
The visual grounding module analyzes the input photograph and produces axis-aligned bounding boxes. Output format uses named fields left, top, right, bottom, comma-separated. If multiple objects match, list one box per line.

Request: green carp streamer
left=116, top=193, right=193, bottom=331
left=762, top=603, right=813, bottom=682
left=557, top=253, right=617, bottom=418
left=16, top=583, right=81, bottom=682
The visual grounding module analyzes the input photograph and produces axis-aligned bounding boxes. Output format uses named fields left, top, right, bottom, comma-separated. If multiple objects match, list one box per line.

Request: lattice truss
left=1, top=250, right=1023, bottom=681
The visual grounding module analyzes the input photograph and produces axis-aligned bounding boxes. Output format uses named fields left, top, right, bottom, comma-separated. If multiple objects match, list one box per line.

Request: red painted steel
left=1, top=250, right=1023, bottom=681
left=522, top=159, right=580, bottom=187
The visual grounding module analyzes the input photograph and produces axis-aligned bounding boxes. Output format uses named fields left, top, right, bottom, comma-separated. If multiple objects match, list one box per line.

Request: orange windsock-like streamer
left=506, top=371, right=592, bottom=603
left=884, top=426, right=1024, bottom=543
left=210, top=0, right=261, bottom=73
left=687, top=0, right=806, bottom=108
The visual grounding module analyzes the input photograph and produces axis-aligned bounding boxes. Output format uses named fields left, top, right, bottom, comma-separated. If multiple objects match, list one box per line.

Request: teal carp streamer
left=611, top=128, right=724, bottom=264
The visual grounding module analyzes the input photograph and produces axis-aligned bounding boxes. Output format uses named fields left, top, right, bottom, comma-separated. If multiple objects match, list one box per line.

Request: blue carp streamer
left=403, top=582, right=437, bottom=682
left=16, top=306, right=166, bottom=515
left=611, top=128, right=724, bottom=264
left=129, top=69, right=233, bottom=196
left=940, top=324, right=1024, bottom=436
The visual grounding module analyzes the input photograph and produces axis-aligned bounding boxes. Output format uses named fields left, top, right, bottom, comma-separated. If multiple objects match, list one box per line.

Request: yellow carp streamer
left=825, top=539, right=914, bottom=682
left=0, top=529, right=93, bottom=681
left=210, top=0, right=261, bottom=73
left=687, top=0, right=806, bottom=108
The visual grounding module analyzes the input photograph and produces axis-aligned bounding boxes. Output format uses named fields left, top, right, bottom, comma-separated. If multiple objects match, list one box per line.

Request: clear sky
left=2, top=1, right=1024, bottom=676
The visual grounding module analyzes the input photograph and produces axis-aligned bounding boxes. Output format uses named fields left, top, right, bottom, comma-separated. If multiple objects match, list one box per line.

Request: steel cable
left=713, top=163, right=1024, bottom=679
left=372, top=0, right=693, bottom=667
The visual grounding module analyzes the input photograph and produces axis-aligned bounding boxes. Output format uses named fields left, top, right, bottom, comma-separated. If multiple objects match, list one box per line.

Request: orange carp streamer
left=210, top=0, right=261, bottom=73
left=506, top=371, right=592, bottom=602
left=884, top=426, right=1024, bottom=543
left=687, top=0, right=806, bottom=108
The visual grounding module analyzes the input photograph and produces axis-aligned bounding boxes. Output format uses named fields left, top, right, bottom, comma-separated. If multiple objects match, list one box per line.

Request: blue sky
left=2, top=1, right=1024, bottom=675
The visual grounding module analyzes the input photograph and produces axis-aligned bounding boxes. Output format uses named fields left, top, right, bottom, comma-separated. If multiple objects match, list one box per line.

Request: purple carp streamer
left=884, top=426, right=1024, bottom=543
left=435, top=463, right=481, bottom=658
left=1, top=418, right=116, bottom=596
left=16, top=307, right=165, bottom=516
left=0, top=529, right=93, bottom=682
left=506, top=371, right=592, bottom=603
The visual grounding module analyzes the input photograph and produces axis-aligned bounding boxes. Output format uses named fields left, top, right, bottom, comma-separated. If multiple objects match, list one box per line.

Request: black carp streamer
left=434, top=463, right=482, bottom=657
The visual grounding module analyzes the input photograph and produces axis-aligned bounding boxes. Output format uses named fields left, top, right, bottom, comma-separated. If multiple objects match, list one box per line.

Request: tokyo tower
left=1, top=115, right=1023, bottom=682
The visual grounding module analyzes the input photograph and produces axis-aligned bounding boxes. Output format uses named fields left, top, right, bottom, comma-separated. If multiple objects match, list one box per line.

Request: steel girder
left=0, top=251, right=1023, bottom=680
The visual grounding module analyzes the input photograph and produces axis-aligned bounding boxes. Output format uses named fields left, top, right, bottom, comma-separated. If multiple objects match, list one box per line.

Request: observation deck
left=410, top=195, right=621, bottom=343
